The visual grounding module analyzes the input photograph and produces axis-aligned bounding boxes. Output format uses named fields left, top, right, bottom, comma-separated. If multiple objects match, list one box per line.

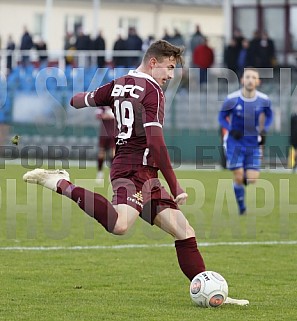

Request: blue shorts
left=225, top=138, right=262, bottom=171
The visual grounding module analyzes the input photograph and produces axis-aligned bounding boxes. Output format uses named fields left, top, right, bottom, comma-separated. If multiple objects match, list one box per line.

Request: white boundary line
left=0, top=240, right=296, bottom=251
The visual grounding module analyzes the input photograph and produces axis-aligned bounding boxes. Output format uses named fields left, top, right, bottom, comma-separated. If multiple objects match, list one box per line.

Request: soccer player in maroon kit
left=23, top=40, right=248, bottom=305
left=95, top=106, right=115, bottom=183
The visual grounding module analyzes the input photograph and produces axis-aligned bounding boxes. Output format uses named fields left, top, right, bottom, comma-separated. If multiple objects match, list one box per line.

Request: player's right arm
left=218, top=98, right=232, bottom=131
left=70, top=92, right=96, bottom=108
left=70, top=82, right=114, bottom=109
left=218, top=97, right=244, bottom=140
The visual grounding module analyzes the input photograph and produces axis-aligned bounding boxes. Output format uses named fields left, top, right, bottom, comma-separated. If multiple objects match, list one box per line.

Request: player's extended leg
left=232, top=168, right=246, bottom=215
left=23, top=168, right=139, bottom=235
left=153, top=208, right=205, bottom=281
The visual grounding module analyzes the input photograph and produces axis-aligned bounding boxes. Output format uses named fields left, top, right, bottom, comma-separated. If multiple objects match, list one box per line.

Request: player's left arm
left=142, top=87, right=186, bottom=203
left=145, top=125, right=185, bottom=201
left=258, top=100, right=273, bottom=145
left=259, top=101, right=273, bottom=131
left=263, top=100, right=273, bottom=131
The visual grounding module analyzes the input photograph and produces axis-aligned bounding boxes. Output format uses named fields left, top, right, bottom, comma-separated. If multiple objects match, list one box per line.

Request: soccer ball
left=190, top=271, right=228, bottom=308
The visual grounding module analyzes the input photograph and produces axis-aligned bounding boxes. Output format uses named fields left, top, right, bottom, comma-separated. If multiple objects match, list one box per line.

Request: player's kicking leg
left=23, top=168, right=139, bottom=235
left=23, top=168, right=70, bottom=191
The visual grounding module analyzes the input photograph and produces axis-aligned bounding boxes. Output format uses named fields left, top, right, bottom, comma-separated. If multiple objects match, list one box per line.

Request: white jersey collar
left=128, top=70, right=161, bottom=88
left=239, top=90, right=258, bottom=102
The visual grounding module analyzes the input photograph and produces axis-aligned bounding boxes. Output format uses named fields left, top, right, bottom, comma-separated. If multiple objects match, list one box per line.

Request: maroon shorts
left=99, top=135, right=115, bottom=150
left=110, top=164, right=178, bottom=225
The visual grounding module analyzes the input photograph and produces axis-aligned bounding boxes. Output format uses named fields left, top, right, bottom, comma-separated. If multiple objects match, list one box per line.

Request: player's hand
left=230, top=129, right=243, bottom=140
left=174, top=192, right=188, bottom=205
left=258, top=130, right=266, bottom=145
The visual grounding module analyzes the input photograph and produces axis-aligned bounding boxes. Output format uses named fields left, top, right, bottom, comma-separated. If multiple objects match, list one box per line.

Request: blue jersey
left=218, top=89, right=273, bottom=146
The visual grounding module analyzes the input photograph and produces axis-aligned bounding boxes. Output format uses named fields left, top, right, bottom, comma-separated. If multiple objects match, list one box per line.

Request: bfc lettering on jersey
left=111, top=84, right=144, bottom=98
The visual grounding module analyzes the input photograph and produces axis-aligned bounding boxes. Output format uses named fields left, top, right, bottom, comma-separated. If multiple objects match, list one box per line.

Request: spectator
left=162, top=28, right=172, bottom=42
left=192, top=37, right=214, bottom=84
left=170, top=28, right=185, bottom=47
left=258, top=31, right=276, bottom=68
left=64, top=32, right=76, bottom=66
left=75, top=27, right=91, bottom=67
left=249, top=30, right=261, bottom=67
left=190, top=25, right=205, bottom=67
left=125, top=27, right=143, bottom=67
left=224, top=38, right=238, bottom=74
left=237, top=38, right=252, bottom=77
left=142, top=35, right=155, bottom=52
left=229, top=27, right=244, bottom=72
left=190, top=25, right=204, bottom=52
left=112, top=32, right=127, bottom=67
left=233, top=27, right=244, bottom=53
left=6, top=35, right=15, bottom=73
left=92, top=31, right=106, bottom=68
left=20, top=26, right=33, bottom=66
left=34, top=36, right=48, bottom=67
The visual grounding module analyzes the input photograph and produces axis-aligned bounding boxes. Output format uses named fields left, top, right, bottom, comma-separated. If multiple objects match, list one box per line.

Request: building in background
left=229, top=0, right=297, bottom=66
left=0, top=0, right=224, bottom=61
left=1, top=1, right=297, bottom=66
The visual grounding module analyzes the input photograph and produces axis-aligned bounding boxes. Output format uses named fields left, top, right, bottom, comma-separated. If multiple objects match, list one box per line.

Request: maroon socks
left=175, top=237, right=206, bottom=281
left=56, top=179, right=118, bottom=232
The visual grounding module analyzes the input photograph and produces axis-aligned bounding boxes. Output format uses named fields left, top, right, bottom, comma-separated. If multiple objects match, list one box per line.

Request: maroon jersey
left=71, top=70, right=184, bottom=198
left=86, top=70, right=165, bottom=167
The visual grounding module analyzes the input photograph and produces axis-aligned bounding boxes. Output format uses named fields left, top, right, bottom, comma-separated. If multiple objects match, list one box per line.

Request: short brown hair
left=243, top=67, right=259, bottom=74
left=143, top=40, right=185, bottom=66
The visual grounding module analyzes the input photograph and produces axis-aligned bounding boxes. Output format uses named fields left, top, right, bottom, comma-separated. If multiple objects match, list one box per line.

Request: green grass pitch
left=0, top=164, right=297, bottom=321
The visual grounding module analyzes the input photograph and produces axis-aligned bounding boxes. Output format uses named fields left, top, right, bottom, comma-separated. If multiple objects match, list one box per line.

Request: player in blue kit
left=218, top=68, right=273, bottom=214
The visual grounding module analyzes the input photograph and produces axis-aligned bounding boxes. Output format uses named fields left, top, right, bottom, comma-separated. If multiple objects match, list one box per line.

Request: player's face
left=241, top=70, right=260, bottom=91
left=151, top=56, right=176, bottom=86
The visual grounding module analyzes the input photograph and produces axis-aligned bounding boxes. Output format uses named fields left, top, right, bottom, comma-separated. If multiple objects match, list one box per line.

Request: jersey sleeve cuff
left=84, top=93, right=91, bottom=107
left=143, top=122, right=162, bottom=128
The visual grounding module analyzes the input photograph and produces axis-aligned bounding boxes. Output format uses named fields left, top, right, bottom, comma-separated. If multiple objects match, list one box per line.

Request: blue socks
left=233, top=183, right=246, bottom=214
